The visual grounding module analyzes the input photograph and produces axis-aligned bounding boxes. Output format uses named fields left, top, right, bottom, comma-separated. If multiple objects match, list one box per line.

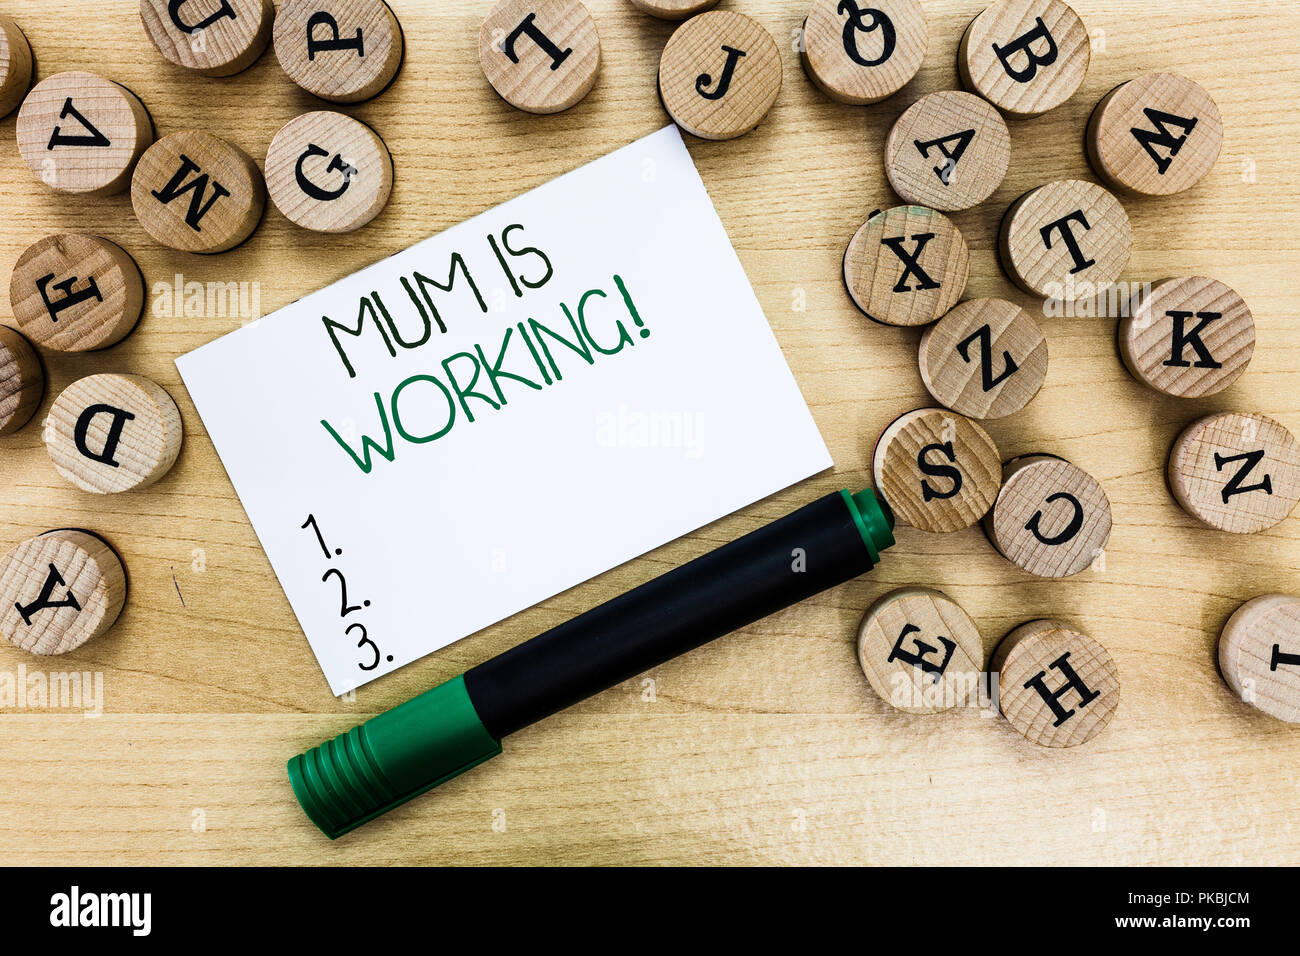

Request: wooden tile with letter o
left=919, top=298, right=1046, bottom=419
left=275, top=0, right=405, bottom=103
left=1087, top=73, right=1222, bottom=196
left=1168, top=412, right=1300, bottom=534
left=629, top=0, right=718, bottom=19
left=844, top=206, right=969, bottom=327
left=993, top=619, right=1118, bottom=747
left=265, top=112, right=393, bottom=233
left=884, top=90, right=1010, bottom=211
left=131, top=130, right=265, bottom=254
left=9, top=234, right=144, bottom=353
left=659, top=10, right=781, bottom=141
left=16, top=72, right=153, bottom=197
left=44, top=373, right=183, bottom=494
left=140, top=0, right=273, bottom=77
left=479, top=0, right=600, bottom=115
left=0, top=13, right=33, bottom=119
left=0, top=530, right=127, bottom=656
left=984, top=454, right=1111, bottom=577
left=801, top=0, right=927, bottom=106
left=958, top=0, right=1089, bottom=118
left=999, top=179, right=1130, bottom=300
left=1119, top=277, right=1253, bottom=398
left=857, top=587, right=983, bottom=714
left=1219, top=594, right=1300, bottom=724
left=0, top=326, right=43, bottom=435
left=872, top=407, right=1002, bottom=533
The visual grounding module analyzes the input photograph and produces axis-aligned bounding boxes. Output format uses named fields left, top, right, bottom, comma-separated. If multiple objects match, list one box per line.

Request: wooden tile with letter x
left=16, top=72, right=153, bottom=197
left=992, top=619, right=1119, bottom=747
left=659, top=10, right=781, bottom=141
left=1087, top=73, right=1222, bottom=196
left=140, top=0, right=274, bottom=77
left=9, top=233, right=144, bottom=352
left=275, top=0, right=405, bottom=103
left=844, top=206, right=969, bottom=327
left=629, top=0, right=718, bottom=19
left=0, top=325, right=43, bottom=435
left=872, top=407, right=1002, bottom=533
left=857, top=587, right=983, bottom=714
left=1168, top=412, right=1300, bottom=534
left=0, top=530, right=126, bottom=656
left=884, top=90, right=1010, bottom=211
left=0, top=13, right=32, bottom=119
left=801, top=0, right=927, bottom=106
left=958, top=0, right=1089, bottom=118
left=265, top=112, right=393, bottom=233
left=479, top=0, right=600, bottom=115
left=1219, top=594, right=1300, bottom=724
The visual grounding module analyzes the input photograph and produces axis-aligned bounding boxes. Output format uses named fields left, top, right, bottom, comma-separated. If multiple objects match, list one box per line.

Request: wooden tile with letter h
left=275, top=0, right=405, bottom=103
left=479, top=0, right=601, bottom=115
left=140, top=0, right=274, bottom=76
left=959, top=0, right=1090, bottom=117
left=801, top=0, right=927, bottom=106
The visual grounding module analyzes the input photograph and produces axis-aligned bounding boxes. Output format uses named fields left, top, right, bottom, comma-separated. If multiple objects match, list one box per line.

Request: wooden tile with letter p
left=958, top=0, right=1089, bottom=118
left=139, top=0, right=274, bottom=77
left=0, top=13, right=33, bottom=119
left=844, top=205, right=969, bottom=327
left=801, top=0, right=927, bottom=106
left=274, top=0, right=405, bottom=103
left=1219, top=594, right=1300, bottom=724
left=884, top=90, right=1010, bottom=211
left=479, top=0, right=600, bottom=115
left=0, top=326, right=43, bottom=435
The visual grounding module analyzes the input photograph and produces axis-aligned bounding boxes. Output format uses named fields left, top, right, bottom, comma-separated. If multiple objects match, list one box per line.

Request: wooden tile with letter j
left=274, top=0, right=405, bottom=103
left=844, top=205, right=969, bottom=327
left=0, top=13, right=33, bottom=120
left=1219, top=594, right=1300, bottom=724
left=139, top=0, right=274, bottom=77
left=801, top=0, right=928, bottom=106
left=958, top=0, right=1089, bottom=118
left=0, top=325, right=43, bottom=435
left=479, top=0, right=601, bottom=115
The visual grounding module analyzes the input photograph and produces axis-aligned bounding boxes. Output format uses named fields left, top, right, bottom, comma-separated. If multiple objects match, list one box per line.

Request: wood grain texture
left=0, top=324, right=43, bottom=434
left=0, top=0, right=1297, bottom=865
left=0, top=13, right=33, bottom=119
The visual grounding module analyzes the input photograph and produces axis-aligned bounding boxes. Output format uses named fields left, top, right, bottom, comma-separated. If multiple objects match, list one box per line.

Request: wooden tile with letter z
left=479, top=0, right=600, bottom=115
left=884, top=90, right=1010, bottom=211
left=139, top=0, right=274, bottom=76
left=801, top=0, right=927, bottom=106
left=844, top=205, right=969, bottom=327
left=275, top=0, right=405, bottom=103
left=958, top=0, right=1089, bottom=117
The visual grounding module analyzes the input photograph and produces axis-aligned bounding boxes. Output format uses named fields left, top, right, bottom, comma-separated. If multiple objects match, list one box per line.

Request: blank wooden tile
left=0, top=325, right=43, bottom=435
left=958, top=0, right=1089, bottom=118
left=274, top=0, right=405, bottom=103
left=139, top=0, right=274, bottom=76
left=479, top=0, right=600, bottom=115
left=0, top=13, right=33, bottom=119
left=801, top=0, right=927, bottom=106
left=1219, top=594, right=1300, bottom=724
left=885, top=90, right=1010, bottom=211
left=629, top=0, right=719, bottom=19
left=844, top=205, right=969, bottom=327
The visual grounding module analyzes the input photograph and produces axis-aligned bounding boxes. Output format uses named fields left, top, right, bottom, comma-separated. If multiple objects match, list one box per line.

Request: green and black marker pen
left=288, top=487, right=895, bottom=838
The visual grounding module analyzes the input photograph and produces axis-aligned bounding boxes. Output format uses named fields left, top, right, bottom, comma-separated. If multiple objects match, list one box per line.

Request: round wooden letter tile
left=629, top=0, right=719, bottom=19
left=0, top=325, right=43, bottom=435
left=958, top=0, right=1089, bottom=118
left=884, top=90, right=1011, bottom=211
left=1219, top=594, right=1300, bottom=724
left=919, top=298, right=1047, bottom=419
left=801, top=0, right=927, bottom=106
left=0, top=14, right=33, bottom=119
left=140, top=0, right=273, bottom=76
left=275, top=0, right=405, bottom=103
left=844, top=206, right=970, bottom=327
left=479, top=0, right=600, bottom=115
left=266, top=111, right=393, bottom=233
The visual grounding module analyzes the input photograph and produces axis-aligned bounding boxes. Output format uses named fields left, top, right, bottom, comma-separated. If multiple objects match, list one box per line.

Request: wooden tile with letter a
left=140, top=0, right=274, bottom=77
left=0, top=326, right=43, bottom=435
left=1087, top=73, right=1222, bottom=196
left=1168, top=412, right=1300, bottom=534
left=856, top=587, right=983, bottom=714
left=131, top=130, right=265, bottom=254
left=844, top=206, right=969, bottom=327
left=1219, top=594, right=1300, bottom=724
left=629, top=0, right=718, bottom=19
left=479, top=0, right=600, bottom=115
left=872, top=407, right=1002, bottom=532
left=0, top=13, right=33, bottom=119
left=9, top=234, right=144, bottom=352
left=992, top=619, right=1119, bottom=747
left=44, top=374, right=183, bottom=494
left=884, top=90, right=1010, bottom=211
left=958, top=0, right=1089, bottom=118
left=659, top=10, right=781, bottom=141
left=16, top=72, right=153, bottom=197
left=265, top=112, right=393, bottom=233
left=275, top=0, right=405, bottom=103
left=801, top=0, right=927, bottom=106
left=0, top=530, right=127, bottom=656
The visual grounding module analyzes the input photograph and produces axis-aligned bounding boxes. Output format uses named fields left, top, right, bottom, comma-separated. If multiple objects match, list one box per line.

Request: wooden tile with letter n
left=0, top=13, right=33, bottom=119
left=0, top=326, right=43, bottom=435
left=801, top=0, right=927, bottom=106
left=1219, top=594, right=1300, bottom=724
left=958, top=0, right=1089, bottom=118
left=139, top=0, right=274, bottom=77
left=628, top=0, right=718, bottom=19
left=275, top=0, right=405, bottom=103
left=844, top=205, right=969, bottom=327
left=479, top=0, right=600, bottom=115
left=884, top=90, right=1010, bottom=211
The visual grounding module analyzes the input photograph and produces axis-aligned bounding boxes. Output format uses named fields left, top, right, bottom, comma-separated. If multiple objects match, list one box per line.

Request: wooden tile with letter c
left=884, top=90, right=1010, bottom=211
left=844, top=206, right=969, bottom=327
left=479, top=0, right=600, bottom=115
left=629, top=0, right=719, bottom=20
left=872, top=407, right=1002, bottom=533
left=801, top=0, right=927, bottom=106
left=958, top=0, right=1089, bottom=118
left=659, top=10, right=781, bottom=141
left=265, top=112, right=393, bottom=233
left=0, top=326, right=43, bottom=435
left=274, top=0, right=405, bottom=103
left=0, top=13, right=33, bottom=119
left=140, top=0, right=273, bottom=77
left=1219, top=594, right=1300, bottom=724
left=919, top=297, right=1046, bottom=419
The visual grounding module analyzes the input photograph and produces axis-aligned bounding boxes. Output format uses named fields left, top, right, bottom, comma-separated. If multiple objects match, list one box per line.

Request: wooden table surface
left=1, top=0, right=1296, bottom=866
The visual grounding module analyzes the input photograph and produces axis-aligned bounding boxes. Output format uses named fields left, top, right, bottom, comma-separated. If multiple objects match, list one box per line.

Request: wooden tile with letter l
left=265, top=112, right=393, bottom=233
left=958, top=0, right=1089, bottom=118
left=998, top=179, right=1130, bottom=301
left=659, top=10, right=781, bottom=141
left=884, top=90, right=1010, bottom=211
left=801, top=0, right=927, bottom=106
left=992, top=619, right=1118, bottom=747
left=274, top=0, right=405, bottom=103
left=628, top=0, right=718, bottom=19
left=139, top=0, right=273, bottom=77
left=131, top=130, right=265, bottom=254
left=1119, top=276, right=1253, bottom=398
left=984, top=454, right=1111, bottom=577
left=872, top=407, right=1002, bottom=533
left=0, top=326, right=43, bottom=435
left=856, top=587, right=983, bottom=714
left=1219, top=594, right=1300, bottom=724
left=479, top=0, right=600, bottom=115
left=0, top=13, right=33, bottom=119
left=16, top=72, right=153, bottom=197
left=43, top=373, right=183, bottom=494
left=0, top=530, right=127, bottom=656
left=1087, top=73, right=1222, bottom=196
left=1167, top=411, right=1300, bottom=534
left=919, top=297, right=1047, bottom=419
left=844, top=206, right=969, bottom=327
left=9, top=234, right=144, bottom=353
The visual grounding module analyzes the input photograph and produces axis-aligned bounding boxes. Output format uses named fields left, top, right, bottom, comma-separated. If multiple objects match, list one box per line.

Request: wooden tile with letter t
left=844, top=206, right=969, bottom=327
left=139, top=0, right=273, bottom=77
left=275, top=0, right=405, bottom=103
left=884, top=90, right=1010, bottom=211
left=958, top=0, right=1089, bottom=118
left=0, top=14, right=33, bottom=119
left=801, top=0, right=927, bottom=106
left=0, top=326, right=43, bottom=435
left=479, top=0, right=600, bottom=115
left=1219, top=594, right=1300, bottom=724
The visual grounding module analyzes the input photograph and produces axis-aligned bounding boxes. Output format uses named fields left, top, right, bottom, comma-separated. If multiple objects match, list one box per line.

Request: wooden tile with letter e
left=659, top=10, right=781, bottom=140
left=919, top=298, right=1047, bottom=419
left=0, top=530, right=127, bottom=656
left=1087, top=73, right=1222, bottom=196
left=479, top=0, right=600, bottom=115
left=265, top=112, right=393, bottom=233
left=0, top=326, right=43, bottom=435
left=131, top=130, right=265, bottom=254
left=992, top=619, right=1119, bottom=747
left=0, top=14, right=33, bottom=119
left=884, top=90, right=1010, bottom=211
left=275, top=0, right=405, bottom=103
left=140, top=0, right=273, bottom=77
left=872, top=407, right=1001, bottom=532
left=629, top=0, right=718, bottom=20
left=856, top=587, right=983, bottom=714
left=801, top=0, right=927, bottom=106
left=844, top=206, right=969, bottom=327
left=1167, top=412, right=1300, bottom=534
left=9, top=234, right=144, bottom=352
left=1219, top=594, right=1300, bottom=724
left=958, top=0, right=1089, bottom=118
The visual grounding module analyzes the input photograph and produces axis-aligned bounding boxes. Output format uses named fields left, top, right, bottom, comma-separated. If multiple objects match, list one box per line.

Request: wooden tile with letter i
left=0, top=326, right=43, bottom=435
left=629, top=0, right=718, bottom=19
left=479, top=0, right=600, bottom=115
left=958, top=0, right=1089, bottom=118
left=801, top=0, right=927, bottom=106
left=0, top=13, right=33, bottom=119
left=275, top=0, right=405, bottom=103
left=919, top=298, right=1047, bottom=419
left=0, top=530, right=127, bottom=656
left=1219, top=594, right=1300, bottom=724
left=140, top=0, right=273, bottom=77
left=265, top=112, right=393, bottom=233
left=1167, top=412, right=1300, bottom=534
left=884, top=90, right=1010, bottom=211
left=659, top=10, right=781, bottom=141
left=844, top=206, right=969, bottom=327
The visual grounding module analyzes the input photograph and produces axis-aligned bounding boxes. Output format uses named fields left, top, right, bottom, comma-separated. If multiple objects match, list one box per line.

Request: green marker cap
left=840, top=487, right=895, bottom=564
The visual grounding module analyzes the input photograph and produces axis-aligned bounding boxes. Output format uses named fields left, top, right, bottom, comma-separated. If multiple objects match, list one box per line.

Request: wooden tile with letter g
left=0, top=13, right=33, bottom=119
left=844, top=205, right=969, bottom=327
left=801, top=0, right=927, bottom=106
left=140, top=0, right=273, bottom=76
left=884, top=90, right=1010, bottom=211
left=1219, top=594, right=1300, bottom=724
left=0, top=326, right=43, bottom=435
left=958, top=0, right=1089, bottom=118
left=628, top=0, right=718, bottom=19
left=274, top=0, right=405, bottom=103
left=479, top=0, right=600, bottom=115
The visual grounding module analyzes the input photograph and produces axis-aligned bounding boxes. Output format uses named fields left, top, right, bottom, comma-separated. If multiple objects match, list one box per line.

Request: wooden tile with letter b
left=844, top=206, right=969, bottom=327
left=884, top=90, right=1010, bottom=211
left=958, top=0, right=1089, bottom=118
left=0, top=326, right=43, bottom=435
left=628, top=0, right=718, bottom=19
left=479, top=0, right=600, bottom=115
left=0, top=14, right=33, bottom=119
left=140, top=0, right=274, bottom=77
left=265, top=112, right=393, bottom=233
left=274, top=0, right=405, bottom=103
left=801, top=0, right=927, bottom=106
left=1219, top=594, right=1300, bottom=724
